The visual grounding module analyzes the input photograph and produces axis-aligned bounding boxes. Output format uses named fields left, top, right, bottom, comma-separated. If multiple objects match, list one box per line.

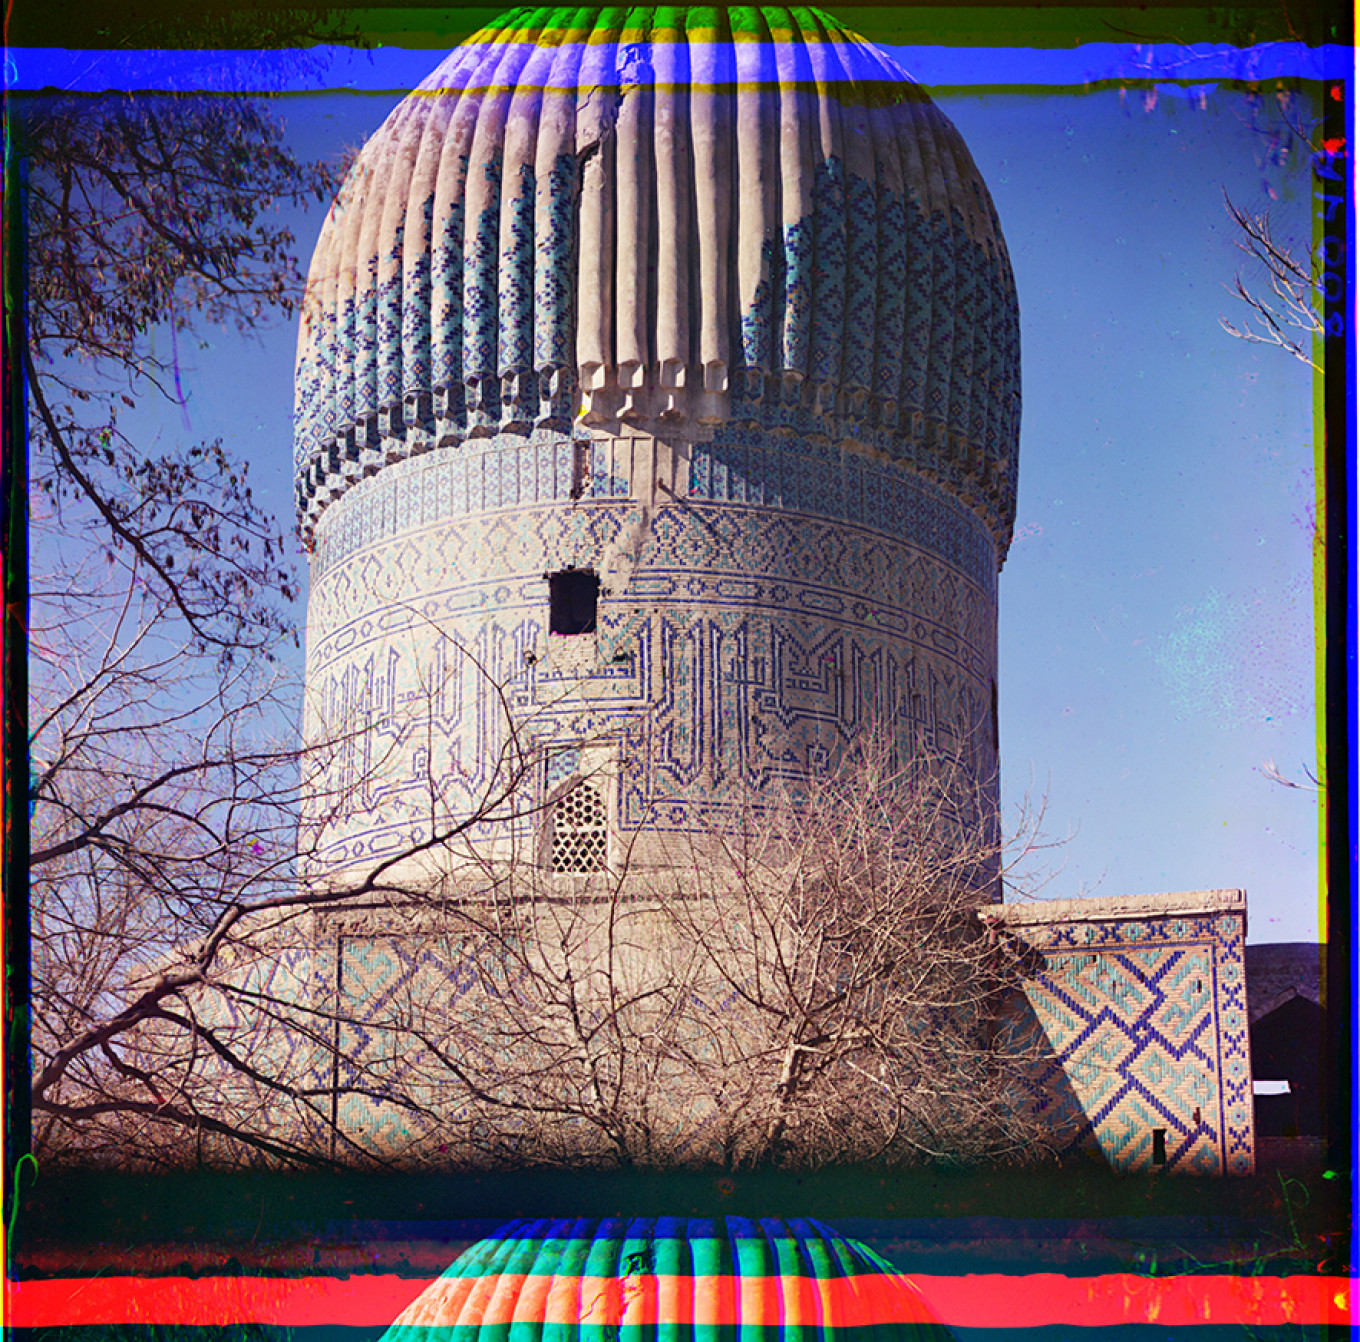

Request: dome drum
left=299, top=423, right=1003, bottom=883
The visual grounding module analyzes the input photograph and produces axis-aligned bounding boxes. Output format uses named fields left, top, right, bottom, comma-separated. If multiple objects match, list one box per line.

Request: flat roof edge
left=990, top=889, right=1246, bottom=925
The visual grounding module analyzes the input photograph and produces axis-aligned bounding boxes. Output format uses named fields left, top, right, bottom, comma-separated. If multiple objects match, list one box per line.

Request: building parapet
left=992, top=889, right=1246, bottom=928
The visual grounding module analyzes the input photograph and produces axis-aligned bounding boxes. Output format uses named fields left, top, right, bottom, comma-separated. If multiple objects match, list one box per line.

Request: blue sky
left=942, top=88, right=1321, bottom=940
left=19, top=39, right=1329, bottom=942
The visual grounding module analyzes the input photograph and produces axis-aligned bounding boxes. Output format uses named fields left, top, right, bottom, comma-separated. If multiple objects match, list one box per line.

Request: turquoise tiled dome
left=294, top=6, right=1019, bottom=552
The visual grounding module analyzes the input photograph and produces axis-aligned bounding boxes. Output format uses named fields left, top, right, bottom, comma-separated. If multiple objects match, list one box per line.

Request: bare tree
left=17, top=64, right=355, bottom=1167
left=20, top=68, right=1062, bottom=1175
left=1218, top=87, right=1337, bottom=371
left=648, top=738, right=1060, bottom=1168
left=28, top=613, right=558, bottom=1167
left=1219, top=192, right=1324, bottom=370
left=104, top=717, right=1059, bottom=1174
left=33, top=657, right=1065, bottom=1172
left=27, top=573, right=305, bottom=1166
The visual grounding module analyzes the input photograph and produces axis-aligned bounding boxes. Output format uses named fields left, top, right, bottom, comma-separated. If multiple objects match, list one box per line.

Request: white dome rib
left=294, top=5, right=1020, bottom=547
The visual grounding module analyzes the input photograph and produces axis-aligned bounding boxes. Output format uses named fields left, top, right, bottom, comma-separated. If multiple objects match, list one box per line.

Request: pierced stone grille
left=550, top=781, right=608, bottom=873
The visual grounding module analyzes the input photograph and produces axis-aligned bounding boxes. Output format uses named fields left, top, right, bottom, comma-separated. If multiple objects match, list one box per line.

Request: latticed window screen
left=550, top=780, right=608, bottom=873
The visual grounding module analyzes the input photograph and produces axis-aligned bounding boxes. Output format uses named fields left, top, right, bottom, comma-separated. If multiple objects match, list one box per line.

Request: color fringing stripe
left=5, top=1275, right=1352, bottom=1329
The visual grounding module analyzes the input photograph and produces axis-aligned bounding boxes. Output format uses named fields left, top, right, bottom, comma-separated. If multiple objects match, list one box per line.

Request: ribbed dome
left=382, top=1217, right=948, bottom=1340
left=294, top=5, right=1020, bottom=547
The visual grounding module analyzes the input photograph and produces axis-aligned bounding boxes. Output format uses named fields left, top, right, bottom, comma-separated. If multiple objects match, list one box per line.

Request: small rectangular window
left=1151, top=1128, right=1167, bottom=1164
left=549, top=568, right=599, bottom=635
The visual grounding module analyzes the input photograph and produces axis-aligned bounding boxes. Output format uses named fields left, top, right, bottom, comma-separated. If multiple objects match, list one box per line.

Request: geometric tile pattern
left=332, top=936, right=475, bottom=1153
left=301, top=428, right=999, bottom=877
left=308, top=428, right=999, bottom=594
left=999, top=894, right=1254, bottom=1174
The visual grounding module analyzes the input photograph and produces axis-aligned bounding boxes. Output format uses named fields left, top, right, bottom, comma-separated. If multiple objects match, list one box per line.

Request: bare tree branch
left=1219, top=191, right=1323, bottom=370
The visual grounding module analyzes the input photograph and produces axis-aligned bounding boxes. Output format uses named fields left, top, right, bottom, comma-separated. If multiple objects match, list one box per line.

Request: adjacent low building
left=993, top=890, right=1254, bottom=1175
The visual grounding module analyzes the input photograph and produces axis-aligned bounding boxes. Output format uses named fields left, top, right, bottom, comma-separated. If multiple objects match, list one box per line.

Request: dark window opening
left=549, top=567, right=599, bottom=635
left=990, top=679, right=999, bottom=752
left=1151, top=1128, right=1167, bottom=1164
